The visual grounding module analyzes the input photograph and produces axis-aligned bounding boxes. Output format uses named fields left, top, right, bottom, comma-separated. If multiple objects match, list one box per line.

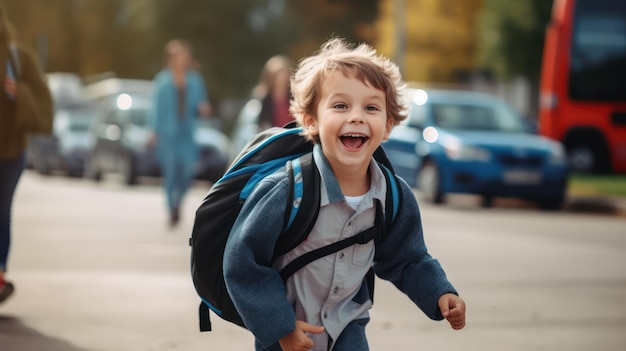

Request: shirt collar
left=312, top=144, right=386, bottom=208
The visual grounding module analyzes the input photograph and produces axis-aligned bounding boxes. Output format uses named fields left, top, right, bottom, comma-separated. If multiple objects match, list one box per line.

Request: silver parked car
left=27, top=101, right=96, bottom=176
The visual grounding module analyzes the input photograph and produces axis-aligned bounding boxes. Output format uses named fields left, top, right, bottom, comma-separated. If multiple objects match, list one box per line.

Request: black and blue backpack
left=189, top=123, right=402, bottom=331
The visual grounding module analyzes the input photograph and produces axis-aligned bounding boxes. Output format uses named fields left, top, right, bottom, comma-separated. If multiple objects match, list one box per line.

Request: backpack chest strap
left=278, top=200, right=385, bottom=282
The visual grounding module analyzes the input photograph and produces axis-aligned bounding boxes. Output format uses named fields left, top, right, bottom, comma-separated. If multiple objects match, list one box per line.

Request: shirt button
left=333, top=286, right=339, bottom=294
left=323, top=311, right=328, bottom=319
left=339, top=252, right=345, bottom=259
left=348, top=221, right=352, bottom=227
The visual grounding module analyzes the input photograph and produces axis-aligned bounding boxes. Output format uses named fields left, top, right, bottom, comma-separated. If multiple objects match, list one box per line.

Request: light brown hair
left=253, top=54, right=292, bottom=99
left=290, top=38, right=408, bottom=142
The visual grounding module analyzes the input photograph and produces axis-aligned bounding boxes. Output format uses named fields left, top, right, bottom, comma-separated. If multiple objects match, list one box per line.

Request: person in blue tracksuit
left=150, top=39, right=211, bottom=226
left=224, top=38, right=466, bottom=351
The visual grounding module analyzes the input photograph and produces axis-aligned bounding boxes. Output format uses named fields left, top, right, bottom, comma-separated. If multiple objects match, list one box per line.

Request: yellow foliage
left=375, top=0, right=483, bottom=83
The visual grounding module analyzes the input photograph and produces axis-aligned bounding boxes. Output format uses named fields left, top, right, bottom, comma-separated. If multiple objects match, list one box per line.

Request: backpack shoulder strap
left=379, top=162, right=402, bottom=235
left=372, top=145, right=402, bottom=235
left=273, top=152, right=320, bottom=257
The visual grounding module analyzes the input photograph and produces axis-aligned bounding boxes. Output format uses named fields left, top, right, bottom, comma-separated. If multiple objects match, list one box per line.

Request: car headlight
left=444, top=144, right=491, bottom=162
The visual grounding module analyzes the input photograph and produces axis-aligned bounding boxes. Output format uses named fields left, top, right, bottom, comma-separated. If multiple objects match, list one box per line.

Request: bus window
left=570, top=0, right=626, bottom=102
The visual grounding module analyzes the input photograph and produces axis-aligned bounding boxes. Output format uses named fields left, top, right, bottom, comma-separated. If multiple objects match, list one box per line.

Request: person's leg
left=0, top=154, right=25, bottom=303
left=168, top=157, right=194, bottom=225
left=177, top=158, right=196, bottom=206
left=159, top=152, right=178, bottom=223
left=169, top=159, right=182, bottom=225
left=254, top=339, right=283, bottom=351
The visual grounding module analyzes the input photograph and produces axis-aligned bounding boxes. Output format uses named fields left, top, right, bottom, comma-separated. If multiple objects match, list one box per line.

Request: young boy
left=224, top=38, right=466, bottom=351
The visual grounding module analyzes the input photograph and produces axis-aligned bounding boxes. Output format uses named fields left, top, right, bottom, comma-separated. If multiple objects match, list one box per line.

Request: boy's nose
left=347, top=111, right=365, bottom=124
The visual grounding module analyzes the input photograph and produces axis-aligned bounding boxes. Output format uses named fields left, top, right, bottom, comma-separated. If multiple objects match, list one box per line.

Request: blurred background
left=8, top=0, right=625, bottom=198
left=2, top=1, right=626, bottom=350
left=5, top=0, right=544, bottom=125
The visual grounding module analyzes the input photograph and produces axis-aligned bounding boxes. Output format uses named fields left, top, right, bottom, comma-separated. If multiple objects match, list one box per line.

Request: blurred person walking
left=149, top=39, right=211, bottom=227
left=253, top=55, right=293, bottom=130
left=0, top=3, right=53, bottom=303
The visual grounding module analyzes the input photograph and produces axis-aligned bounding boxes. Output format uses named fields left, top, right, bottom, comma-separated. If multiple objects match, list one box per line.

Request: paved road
left=1, top=171, right=625, bottom=350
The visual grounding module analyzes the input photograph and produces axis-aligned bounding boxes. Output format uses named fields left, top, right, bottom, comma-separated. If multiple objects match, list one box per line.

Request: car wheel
left=418, top=161, right=445, bottom=204
left=481, top=195, right=494, bottom=208
left=67, top=168, right=84, bottom=178
left=86, top=159, right=102, bottom=182
left=566, top=139, right=610, bottom=174
left=34, top=157, right=51, bottom=176
left=537, top=194, right=565, bottom=211
left=122, top=155, right=137, bottom=186
left=568, top=145, right=596, bottom=173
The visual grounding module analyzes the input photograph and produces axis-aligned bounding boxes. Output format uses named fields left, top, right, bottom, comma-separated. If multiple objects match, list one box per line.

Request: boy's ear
left=303, top=113, right=319, bottom=135
left=383, top=118, right=394, bottom=140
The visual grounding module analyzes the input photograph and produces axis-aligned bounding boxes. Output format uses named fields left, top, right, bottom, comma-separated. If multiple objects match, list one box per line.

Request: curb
left=566, top=196, right=626, bottom=216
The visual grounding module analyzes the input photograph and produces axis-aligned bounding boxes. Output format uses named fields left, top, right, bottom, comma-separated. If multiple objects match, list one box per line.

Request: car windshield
left=68, top=112, right=93, bottom=132
left=430, top=102, right=527, bottom=132
left=55, top=108, right=94, bottom=133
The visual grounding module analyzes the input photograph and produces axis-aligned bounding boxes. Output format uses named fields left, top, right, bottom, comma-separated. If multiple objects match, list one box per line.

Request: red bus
left=539, top=0, right=626, bottom=173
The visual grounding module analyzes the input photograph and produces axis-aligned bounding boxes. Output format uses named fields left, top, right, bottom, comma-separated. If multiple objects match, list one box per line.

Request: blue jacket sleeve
left=149, top=72, right=166, bottom=135
left=374, top=178, right=458, bottom=321
left=223, top=170, right=296, bottom=347
left=191, top=70, right=209, bottom=105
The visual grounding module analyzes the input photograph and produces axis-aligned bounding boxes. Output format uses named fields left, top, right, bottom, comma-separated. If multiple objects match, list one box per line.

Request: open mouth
left=340, top=134, right=370, bottom=150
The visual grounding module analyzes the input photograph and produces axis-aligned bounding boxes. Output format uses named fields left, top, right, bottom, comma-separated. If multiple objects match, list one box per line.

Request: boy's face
left=304, top=70, right=393, bottom=173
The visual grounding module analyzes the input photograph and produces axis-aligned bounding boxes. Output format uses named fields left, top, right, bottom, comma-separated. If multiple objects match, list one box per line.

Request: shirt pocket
left=351, top=242, right=374, bottom=267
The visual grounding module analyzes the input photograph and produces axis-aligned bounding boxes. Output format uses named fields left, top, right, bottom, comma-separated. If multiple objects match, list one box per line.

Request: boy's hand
left=279, top=320, right=325, bottom=351
left=438, top=293, right=466, bottom=330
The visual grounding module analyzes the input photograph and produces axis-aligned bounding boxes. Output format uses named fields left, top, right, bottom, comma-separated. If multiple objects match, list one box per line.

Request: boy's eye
left=366, top=105, right=380, bottom=111
left=333, top=103, right=348, bottom=109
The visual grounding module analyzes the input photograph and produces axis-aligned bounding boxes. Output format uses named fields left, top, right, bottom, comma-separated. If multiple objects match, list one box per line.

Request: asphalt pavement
left=1, top=171, right=625, bottom=351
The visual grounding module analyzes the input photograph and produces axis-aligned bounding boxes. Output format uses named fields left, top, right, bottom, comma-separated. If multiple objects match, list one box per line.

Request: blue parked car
left=383, top=88, right=569, bottom=209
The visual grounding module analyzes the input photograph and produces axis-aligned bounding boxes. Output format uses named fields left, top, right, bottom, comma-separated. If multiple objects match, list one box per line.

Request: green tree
left=153, top=0, right=300, bottom=101
left=153, top=0, right=378, bottom=99
left=477, top=0, right=554, bottom=83
left=5, top=0, right=379, bottom=109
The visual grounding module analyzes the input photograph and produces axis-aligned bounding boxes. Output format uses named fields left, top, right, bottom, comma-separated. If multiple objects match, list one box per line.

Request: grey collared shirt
left=274, top=145, right=387, bottom=350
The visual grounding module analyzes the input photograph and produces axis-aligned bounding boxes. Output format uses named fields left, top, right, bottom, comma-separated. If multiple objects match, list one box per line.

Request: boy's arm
left=223, top=172, right=297, bottom=347
left=374, top=178, right=458, bottom=321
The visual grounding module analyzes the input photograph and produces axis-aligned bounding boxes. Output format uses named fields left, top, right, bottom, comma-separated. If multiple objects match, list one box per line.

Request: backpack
left=189, top=123, right=402, bottom=331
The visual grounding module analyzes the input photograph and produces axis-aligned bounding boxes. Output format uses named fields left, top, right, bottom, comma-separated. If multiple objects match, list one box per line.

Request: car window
left=68, top=109, right=94, bottom=132
left=68, top=118, right=91, bottom=132
left=407, top=102, right=427, bottom=128
left=54, top=109, right=92, bottom=133
left=104, top=110, right=118, bottom=125
left=127, top=109, right=148, bottom=127
left=431, top=102, right=526, bottom=132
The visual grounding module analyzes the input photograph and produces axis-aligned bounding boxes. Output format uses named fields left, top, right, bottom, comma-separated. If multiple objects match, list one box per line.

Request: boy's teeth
left=340, top=134, right=368, bottom=149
